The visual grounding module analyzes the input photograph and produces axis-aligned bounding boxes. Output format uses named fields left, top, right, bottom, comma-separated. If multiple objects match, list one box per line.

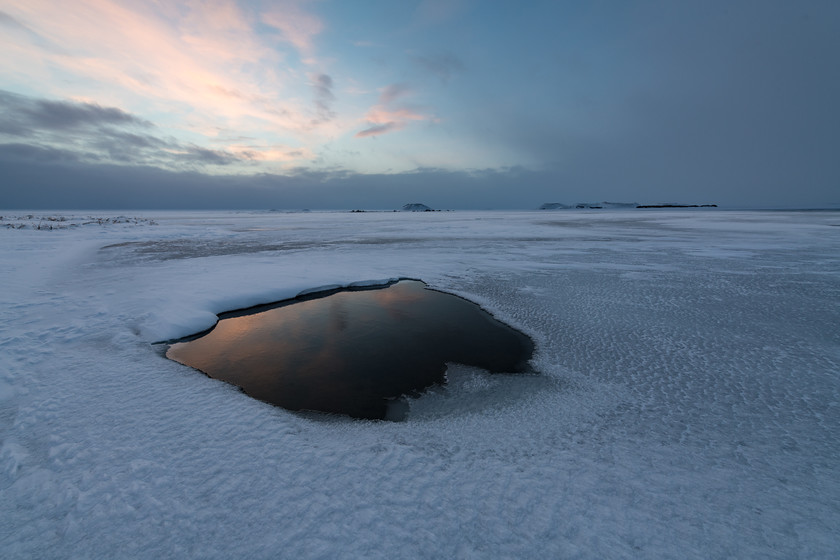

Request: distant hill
left=539, top=201, right=637, bottom=210
left=636, top=203, right=718, bottom=208
left=401, top=203, right=434, bottom=212
left=539, top=201, right=717, bottom=210
left=577, top=201, right=638, bottom=209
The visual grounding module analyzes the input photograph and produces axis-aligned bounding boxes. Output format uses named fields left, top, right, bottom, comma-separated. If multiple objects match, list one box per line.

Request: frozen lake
left=1, top=210, right=838, bottom=558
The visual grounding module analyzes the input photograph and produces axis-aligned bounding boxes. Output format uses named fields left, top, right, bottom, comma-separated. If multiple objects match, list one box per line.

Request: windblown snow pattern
left=1, top=210, right=838, bottom=558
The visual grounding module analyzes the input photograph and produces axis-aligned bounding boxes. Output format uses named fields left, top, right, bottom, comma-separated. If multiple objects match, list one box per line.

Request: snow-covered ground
left=1, top=210, right=838, bottom=559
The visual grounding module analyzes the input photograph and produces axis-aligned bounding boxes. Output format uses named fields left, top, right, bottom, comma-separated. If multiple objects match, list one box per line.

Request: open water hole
left=166, top=280, right=535, bottom=420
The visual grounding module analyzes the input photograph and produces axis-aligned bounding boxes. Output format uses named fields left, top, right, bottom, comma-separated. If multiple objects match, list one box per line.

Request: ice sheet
left=1, top=210, right=838, bottom=558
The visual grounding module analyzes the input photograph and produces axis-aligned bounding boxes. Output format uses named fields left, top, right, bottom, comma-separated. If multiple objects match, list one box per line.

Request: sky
left=1, top=0, right=838, bottom=209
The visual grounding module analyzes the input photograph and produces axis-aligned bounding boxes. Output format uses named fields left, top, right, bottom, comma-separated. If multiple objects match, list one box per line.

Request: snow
left=1, top=209, right=839, bottom=558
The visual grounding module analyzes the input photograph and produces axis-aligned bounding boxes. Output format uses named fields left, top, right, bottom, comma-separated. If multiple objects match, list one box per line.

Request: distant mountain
left=577, top=201, right=638, bottom=209
left=401, top=203, right=434, bottom=212
left=539, top=201, right=638, bottom=210
left=636, top=203, right=718, bottom=208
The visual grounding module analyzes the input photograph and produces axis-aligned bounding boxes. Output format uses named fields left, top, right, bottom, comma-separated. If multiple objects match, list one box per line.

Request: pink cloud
left=355, top=122, right=402, bottom=138
left=261, top=0, right=324, bottom=61
left=355, top=84, right=432, bottom=138
left=226, top=144, right=315, bottom=163
left=364, top=106, right=426, bottom=125
left=0, top=0, right=327, bottom=144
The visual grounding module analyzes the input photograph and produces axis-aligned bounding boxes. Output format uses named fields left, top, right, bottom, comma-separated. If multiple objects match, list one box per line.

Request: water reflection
left=166, top=280, right=534, bottom=420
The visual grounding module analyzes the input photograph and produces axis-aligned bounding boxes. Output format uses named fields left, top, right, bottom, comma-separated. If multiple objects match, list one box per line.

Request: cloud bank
left=0, top=90, right=247, bottom=168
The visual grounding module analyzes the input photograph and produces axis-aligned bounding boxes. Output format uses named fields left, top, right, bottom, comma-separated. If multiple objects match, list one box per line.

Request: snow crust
left=1, top=210, right=839, bottom=558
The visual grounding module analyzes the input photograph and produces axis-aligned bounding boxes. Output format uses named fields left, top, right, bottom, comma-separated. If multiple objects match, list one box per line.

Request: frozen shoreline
left=1, top=210, right=839, bottom=558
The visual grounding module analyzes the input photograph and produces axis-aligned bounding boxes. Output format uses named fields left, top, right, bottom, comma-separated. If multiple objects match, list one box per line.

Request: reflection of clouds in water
left=368, top=282, right=425, bottom=321
left=171, top=291, right=361, bottom=390
left=371, top=282, right=426, bottom=306
left=167, top=280, right=533, bottom=418
left=328, top=298, right=348, bottom=332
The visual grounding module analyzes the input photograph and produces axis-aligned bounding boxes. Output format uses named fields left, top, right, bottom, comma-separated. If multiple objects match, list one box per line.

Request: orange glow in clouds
left=0, top=0, right=332, bottom=165
left=0, top=0, right=444, bottom=171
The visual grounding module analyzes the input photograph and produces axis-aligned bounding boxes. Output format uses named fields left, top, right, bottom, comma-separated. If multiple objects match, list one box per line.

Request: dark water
left=166, top=280, right=534, bottom=420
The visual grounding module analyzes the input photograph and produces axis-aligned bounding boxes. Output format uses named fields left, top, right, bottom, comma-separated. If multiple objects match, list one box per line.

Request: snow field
left=1, top=210, right=838, bottom=558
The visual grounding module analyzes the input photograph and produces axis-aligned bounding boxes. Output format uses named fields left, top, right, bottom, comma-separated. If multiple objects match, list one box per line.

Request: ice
left=1, top=210, right=838, bottom=558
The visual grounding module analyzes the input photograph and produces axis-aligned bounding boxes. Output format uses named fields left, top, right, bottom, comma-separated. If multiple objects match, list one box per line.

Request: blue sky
left=1, top=0, right=838, bottom=209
